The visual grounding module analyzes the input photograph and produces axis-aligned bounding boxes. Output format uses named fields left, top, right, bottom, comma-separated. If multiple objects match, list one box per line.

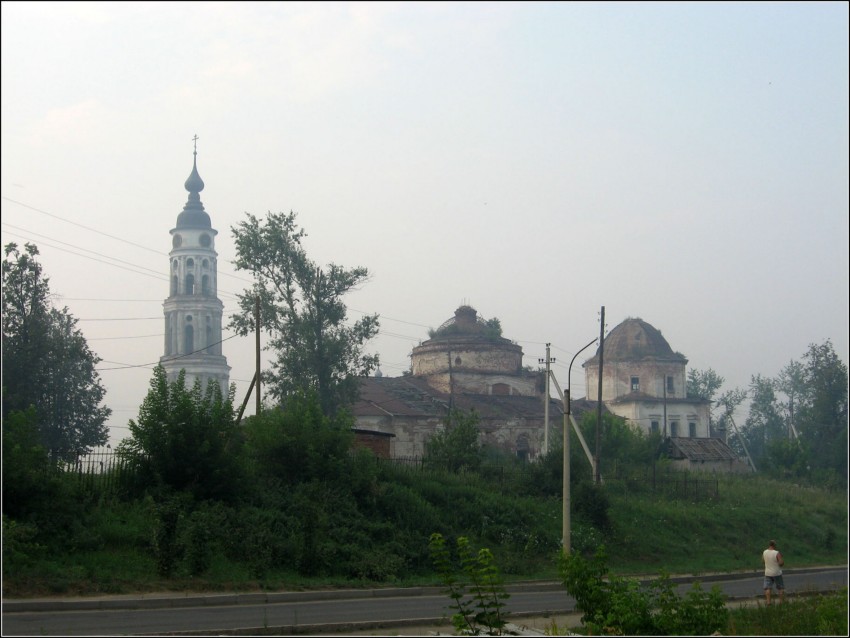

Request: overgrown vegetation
left=559, top=545, right=728, bottom=635
left=429, top=533, right=510, bottom=635
left=725, top=589, right=848, bottom=636
left=2, top=395, right=846, bottom=599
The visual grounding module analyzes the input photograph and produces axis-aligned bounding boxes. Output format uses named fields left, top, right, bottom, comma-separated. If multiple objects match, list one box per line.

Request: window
left=184, top=324, right=194, bottom=355
left=185, top=274, right=194, bottom=295
left=201, top=275, right=209, bottom=296
left=187, top=258, right=194, bottom=268
left=670, top=421, right=679, bottom=437
left=651, top=421, right=659, bottom=434
left=689, top=422, right=696, bottom=438
left=170, top=275, right=177, bottom=296
left=631, top=376, right=640, bottom=392
left=667, top=376, right=674, bottom=394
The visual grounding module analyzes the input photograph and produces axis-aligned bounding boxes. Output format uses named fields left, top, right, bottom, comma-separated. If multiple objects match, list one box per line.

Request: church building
left=159, top=141, right=230, bottom=395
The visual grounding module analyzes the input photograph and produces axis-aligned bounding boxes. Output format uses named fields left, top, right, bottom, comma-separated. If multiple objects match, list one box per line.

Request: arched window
left=187, top=258, right=194, bottom=268
left=171, top=275, right=177, bottom=296
left=201, top=275, right=209, bottom=296
left=185, top=274, right=194, bottom=295
left=184, top=324, right=194, bottom=355
left=165, top=317, right=172, bottom=355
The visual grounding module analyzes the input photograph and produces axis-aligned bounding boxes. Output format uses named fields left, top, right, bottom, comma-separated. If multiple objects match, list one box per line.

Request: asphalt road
left=2, top=567, right=846, bottom=636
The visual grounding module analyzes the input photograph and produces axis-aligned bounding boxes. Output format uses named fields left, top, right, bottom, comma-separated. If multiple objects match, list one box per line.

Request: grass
left=2, top=468, right=846, bottom=598
left=725, top=590, right=849, bottom=635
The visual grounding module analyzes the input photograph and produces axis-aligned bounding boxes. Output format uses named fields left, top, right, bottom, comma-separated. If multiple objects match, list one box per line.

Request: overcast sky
left=2, top=1, right=848, bottom=448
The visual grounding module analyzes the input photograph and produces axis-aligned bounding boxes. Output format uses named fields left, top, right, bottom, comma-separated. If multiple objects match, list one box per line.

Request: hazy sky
left=2, top=1, right=848, bottom=448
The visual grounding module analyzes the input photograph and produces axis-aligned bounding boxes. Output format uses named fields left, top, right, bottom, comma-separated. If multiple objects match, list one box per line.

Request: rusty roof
left=665, top=437, right=740, bottom=462
left=584, top=317, right=687, bottom=366
left=352, top=377, right=563, bottom=420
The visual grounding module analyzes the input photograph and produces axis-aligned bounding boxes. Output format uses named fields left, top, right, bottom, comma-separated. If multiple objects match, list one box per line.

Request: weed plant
left=725, top=590, right=848, bottom=636
left=2, top=398, right=847, bottom=598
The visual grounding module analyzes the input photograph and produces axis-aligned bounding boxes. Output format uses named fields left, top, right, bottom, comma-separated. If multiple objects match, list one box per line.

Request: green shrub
left=429, top=532, right=510, bottom=635
left=559, top=545, right=728, bottom=635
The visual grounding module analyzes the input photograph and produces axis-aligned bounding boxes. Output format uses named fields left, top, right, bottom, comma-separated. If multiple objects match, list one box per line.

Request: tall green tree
left=228, top=211, right=379, bottom=415
left=123, top=366, right=244, bottom=501
left=775, top=359, right=807, bottom=440
left=741, top=374, right=785, bottom=463
left=2, top=243, right=110, bottom=460
left=797, top=340, right=848, bottom=481
left=687, top=368, right=725, bottom=435
left=424, top=408, right=483, bottom=472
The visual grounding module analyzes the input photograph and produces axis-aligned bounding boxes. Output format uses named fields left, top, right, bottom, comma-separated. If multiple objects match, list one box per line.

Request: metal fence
left=57, top=449, right=138, bottom=496
left=56, top=450, right=719, bottom=500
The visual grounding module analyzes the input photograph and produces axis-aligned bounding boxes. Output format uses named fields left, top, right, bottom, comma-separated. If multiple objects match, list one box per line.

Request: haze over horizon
left=2, top=1, right=847, bottom=448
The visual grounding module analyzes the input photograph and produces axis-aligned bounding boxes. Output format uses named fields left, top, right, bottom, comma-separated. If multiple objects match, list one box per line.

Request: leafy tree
left=242, top=389, right=355, bottom=485
left=424, top=408, right=483, bottom=472
left=797, top=340, right=848, bottom=482
left=716, top=387, right=748, bottom=456
left=122, top=366, right=244, bottom=501
left=228, top=211, right=379, bottom=415
left=775, top=359, right=807, bottom=440
left=687, top=367, right=725, bottom=434
left=2, top=406, right=53, bottom=518
left=740, top=374, right=785, bottom=463
left=2, top=242, right=109, bottom=460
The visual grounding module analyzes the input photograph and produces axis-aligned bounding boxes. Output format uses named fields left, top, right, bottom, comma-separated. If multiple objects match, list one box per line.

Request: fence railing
left=55, top=451, right=719, bottom=500
left=57, top=449, right=138, bottom=496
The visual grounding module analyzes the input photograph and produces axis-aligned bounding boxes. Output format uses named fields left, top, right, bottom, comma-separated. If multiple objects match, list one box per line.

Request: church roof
left=175, top=147, right=212, bottom=230
left=420, top=305, right=510, bottom=345
left=352, top=376, right=564, bottom=420
left=584, top=317, right=687, bottom=366
left=665, top=437, right=740, bottom=462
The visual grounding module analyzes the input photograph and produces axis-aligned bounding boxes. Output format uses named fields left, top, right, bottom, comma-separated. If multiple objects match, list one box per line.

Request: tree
left=2, top=243, right=110, bottom=461
left=123, top=366, right=244, bottom=501
left=797, top=340, right=848, bottom=481
left=229, top=211, right=379, bottom=415
left=741, top=374, right=785, bottom=463
left=424, top=408, right=483, bottom=472
left=242, top=389, right=355, bottom=485
left=687, top=368, right=725, bottom=434
left=775, top=359, right=807, bottom=440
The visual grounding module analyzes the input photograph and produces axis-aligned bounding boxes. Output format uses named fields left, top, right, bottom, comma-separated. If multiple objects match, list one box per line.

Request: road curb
left=2, top=566, right=843, bottom=614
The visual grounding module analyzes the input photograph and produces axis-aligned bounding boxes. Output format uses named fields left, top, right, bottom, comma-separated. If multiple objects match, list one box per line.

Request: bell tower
left=160, top=137, right=230, bottom=395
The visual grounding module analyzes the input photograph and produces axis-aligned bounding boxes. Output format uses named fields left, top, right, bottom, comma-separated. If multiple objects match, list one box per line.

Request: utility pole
left=539, top=343, right=554, bottom=455
left=255, top=296, right=261, bottom=415
left=595, top=306, right=605, bottom=485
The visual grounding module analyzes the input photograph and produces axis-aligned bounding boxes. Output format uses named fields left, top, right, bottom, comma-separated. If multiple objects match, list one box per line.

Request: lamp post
left=563, top=337, right=599, bottom=555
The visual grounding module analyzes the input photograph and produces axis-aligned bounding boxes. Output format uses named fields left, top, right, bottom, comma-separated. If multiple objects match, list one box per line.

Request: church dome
left=175, top=152, right=212, bottom=230
left=584, top=317, right=686, bottom=365
left=426, top=305, right=506, bottom=342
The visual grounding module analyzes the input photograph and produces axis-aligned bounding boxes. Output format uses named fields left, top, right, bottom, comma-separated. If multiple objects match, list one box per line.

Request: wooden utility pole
left=255, top=296, right=261, bottom=415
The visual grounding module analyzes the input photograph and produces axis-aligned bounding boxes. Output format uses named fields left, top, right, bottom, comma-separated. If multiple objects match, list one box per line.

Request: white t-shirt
left=763, top=548, right=783, bottom=576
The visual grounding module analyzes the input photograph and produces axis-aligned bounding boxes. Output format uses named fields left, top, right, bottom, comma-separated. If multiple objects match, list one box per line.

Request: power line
left=96, top=333, right=240, bottom=371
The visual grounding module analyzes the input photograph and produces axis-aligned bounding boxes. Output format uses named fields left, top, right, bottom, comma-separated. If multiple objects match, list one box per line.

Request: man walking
left=762, top=539, right=785, bottom=604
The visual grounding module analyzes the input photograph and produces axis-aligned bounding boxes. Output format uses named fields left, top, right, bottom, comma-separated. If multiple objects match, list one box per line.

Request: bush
left=559, top=545, right=728, bottom=635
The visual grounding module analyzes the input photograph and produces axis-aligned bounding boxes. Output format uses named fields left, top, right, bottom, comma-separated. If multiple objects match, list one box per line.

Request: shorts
left=763, top=575, right=785, bottom=590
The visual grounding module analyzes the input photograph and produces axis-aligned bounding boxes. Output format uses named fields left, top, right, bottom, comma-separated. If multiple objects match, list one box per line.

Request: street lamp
left=563, top=337, right=598, bottom=555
